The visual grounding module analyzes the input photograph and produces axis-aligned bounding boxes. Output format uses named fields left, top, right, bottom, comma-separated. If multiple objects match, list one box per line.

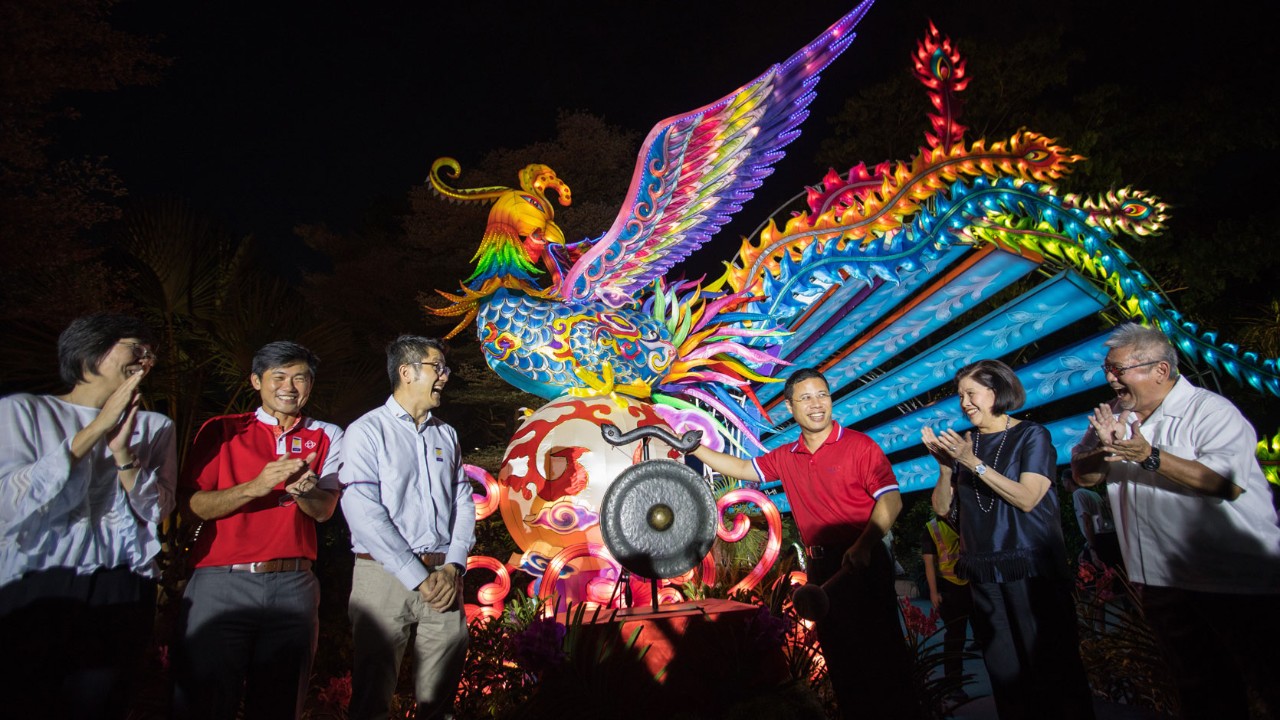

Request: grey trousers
left=347, top=556, right=468, bottom=720
left=173, top=567, right=320, bottom=720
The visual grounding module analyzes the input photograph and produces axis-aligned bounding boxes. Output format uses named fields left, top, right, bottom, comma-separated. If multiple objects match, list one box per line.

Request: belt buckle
left=807, top=545, right=825, bottom=559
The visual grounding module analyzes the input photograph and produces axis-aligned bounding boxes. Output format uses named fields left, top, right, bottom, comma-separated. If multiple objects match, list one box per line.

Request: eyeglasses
left=117, top=341, right=156, bottom=362
left=1102, top=360, right=1159, bottom=378
left=408, top=360, right=450, bottom=378
left=793, top=391, right=831, bottom=403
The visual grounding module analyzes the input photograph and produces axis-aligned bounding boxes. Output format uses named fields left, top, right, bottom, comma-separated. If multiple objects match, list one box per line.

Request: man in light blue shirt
left=340, top=335, right=475, bottom=720
left=0, top=314, right=177, bottom=719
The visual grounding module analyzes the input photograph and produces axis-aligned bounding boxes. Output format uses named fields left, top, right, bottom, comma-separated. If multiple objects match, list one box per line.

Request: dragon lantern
left=432, top=8, right=1280, bottom=619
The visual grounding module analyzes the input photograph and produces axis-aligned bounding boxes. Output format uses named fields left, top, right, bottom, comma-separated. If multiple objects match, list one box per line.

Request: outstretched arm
left=690, top=445, right=760, bottom=482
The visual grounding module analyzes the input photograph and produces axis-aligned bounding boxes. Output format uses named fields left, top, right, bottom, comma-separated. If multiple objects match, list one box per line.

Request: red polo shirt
left=752, top=423, right=898, bottom=547
left=182, top=408, right=343, bottom=567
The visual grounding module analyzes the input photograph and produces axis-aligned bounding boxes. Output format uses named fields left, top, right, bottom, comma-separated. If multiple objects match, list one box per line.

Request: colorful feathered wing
left=429, top=1, right=876, bottom=422
left=555, top=0, right=875, bottom=307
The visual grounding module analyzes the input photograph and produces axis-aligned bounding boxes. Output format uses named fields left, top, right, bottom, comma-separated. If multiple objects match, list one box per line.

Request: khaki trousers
left=347, top=557, right=468, bottom=720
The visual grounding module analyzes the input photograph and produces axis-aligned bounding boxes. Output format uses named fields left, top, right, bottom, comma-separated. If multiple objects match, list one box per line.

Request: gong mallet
left=791, top=566, right=850, bottom=622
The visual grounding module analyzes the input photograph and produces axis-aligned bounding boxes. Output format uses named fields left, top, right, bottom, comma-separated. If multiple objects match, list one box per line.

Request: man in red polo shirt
left=692, top=367, right=918, bottom=719
left=173, top=341, right=343, bottom=720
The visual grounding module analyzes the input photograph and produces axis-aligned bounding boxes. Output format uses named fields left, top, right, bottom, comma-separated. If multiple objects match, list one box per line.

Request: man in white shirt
left=1071, top=323, right=1280, bottom=719
left=0, top=314, right=177, bottom=719
left=340, top=335, right=475, bottom=720
left=1063, top=470, right=1122, bottom=570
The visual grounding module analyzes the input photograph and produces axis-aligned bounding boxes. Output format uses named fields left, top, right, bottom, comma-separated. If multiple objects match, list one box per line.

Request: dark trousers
left=970, top=576, right=1094, bottom=720
left=810, top=543, right=919, bottom=720
left=172, top=567, right=320, bottom=720
left=1140, top=585, right=1280, bottom=720
left=937, top=579, right=972, bottom=684
left=0, top=566, right=155, bottom=720
left=1092, top=532, right=1124, bottom=571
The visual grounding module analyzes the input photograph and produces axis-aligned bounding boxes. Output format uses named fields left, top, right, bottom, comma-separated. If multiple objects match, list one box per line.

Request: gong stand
left=598, top=424, right=712, bottom=616
left=605, top=435, right=663, bottom=613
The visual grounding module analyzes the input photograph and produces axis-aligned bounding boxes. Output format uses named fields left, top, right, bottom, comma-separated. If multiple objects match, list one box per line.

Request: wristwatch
left=115, top=458, right=140, bottom=471
left=448, top=562, right=466, bottom=577
left=1140, top=446, right=1161, bottom=471
left=973, top=463, right=988, bottom=476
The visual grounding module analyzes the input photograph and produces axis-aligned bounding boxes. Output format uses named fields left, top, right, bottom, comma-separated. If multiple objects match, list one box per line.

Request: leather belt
left=356, top=551, right=447, bottom=567
left=227, top=557, right=312, bottom=573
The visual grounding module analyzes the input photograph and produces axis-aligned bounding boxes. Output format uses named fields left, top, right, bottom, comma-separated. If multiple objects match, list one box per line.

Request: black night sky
left=63, top=0, right=1269, bottom=249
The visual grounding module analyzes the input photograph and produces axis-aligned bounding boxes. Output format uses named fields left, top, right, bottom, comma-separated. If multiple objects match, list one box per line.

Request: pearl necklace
left=973, top=416, right=1010, bottom=513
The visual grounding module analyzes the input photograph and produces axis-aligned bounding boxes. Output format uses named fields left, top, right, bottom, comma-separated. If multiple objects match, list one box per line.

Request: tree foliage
left=0, top=0, right=168, bottom=328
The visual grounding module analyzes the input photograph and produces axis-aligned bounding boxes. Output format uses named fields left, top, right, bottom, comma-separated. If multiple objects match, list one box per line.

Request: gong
left=599, top=459, right=717, bottom=580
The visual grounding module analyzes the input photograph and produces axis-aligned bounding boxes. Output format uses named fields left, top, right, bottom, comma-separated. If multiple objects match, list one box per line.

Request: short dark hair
left=58, top=314, right=156, bottom=388
left=251, top=341, right=318, bottom=378
left=386, top=335, right=447, bottom=390
left=954, top=359, right=1025, bottom=414
left=783, top=367, right=829, bottom=401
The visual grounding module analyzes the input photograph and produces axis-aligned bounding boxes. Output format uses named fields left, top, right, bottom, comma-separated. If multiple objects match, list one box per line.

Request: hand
left=283, top=452, right=321, bottom=497
left=842, top=543, right=872, bottom=569
left=930, top=591, right=942, bottom=608
left=1099, top=417, right=1152, bottom=464
left=100, top=370, right=147, bottom=457
left=249, top=452, right=314, bottom=499
left=107, top=398, right=142, bottom=461
left=920, top=427, right=952, bottom=466
left=1086, top=402, right=1129, bottom=447
left=419, top=564, right=461, bottom=612
left=922, top=426, right=977, bottom=468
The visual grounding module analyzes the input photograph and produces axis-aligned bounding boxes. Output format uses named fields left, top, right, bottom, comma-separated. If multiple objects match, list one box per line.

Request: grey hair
left=1104, top=324, right=1179, bottom=377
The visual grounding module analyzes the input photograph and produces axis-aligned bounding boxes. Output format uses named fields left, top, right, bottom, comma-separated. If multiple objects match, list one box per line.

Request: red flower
left=1076, top=559, right=1098, bottom=591
left=318, top=672, right=352, bottom=710
left=898, top=597, right=939, bottom=637
left=1096, top=565, right=1119, bottom=602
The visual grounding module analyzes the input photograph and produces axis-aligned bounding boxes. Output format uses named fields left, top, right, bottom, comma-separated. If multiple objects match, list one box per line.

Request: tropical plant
left=306, top=671, right=352, bottom=719
left=898, top=596, right=978, bottom=719
left=453, top=611, right=538, bottom=717
left=758, top=576, right=836, bottom=718
left=1073, top=560, right=1179, bottom=716
left=499, top=600, right=659, bottom=720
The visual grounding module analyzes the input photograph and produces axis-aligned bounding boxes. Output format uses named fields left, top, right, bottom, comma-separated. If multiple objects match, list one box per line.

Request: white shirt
left=339, top=396, right=476, bottom=591
left=0, top=394, right=177, bottom=587
left=1077, top=377, right=1280, bottom=593
left=1072, top=487, right=1115, bottom=537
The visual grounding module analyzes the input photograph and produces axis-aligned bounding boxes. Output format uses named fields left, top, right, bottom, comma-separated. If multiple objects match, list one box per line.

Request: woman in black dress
left=922, top=359, right=1093, bottom=719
